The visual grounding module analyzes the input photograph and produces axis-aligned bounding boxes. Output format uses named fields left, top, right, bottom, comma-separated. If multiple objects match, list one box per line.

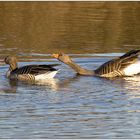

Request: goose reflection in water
left=123, top=76, right=140, bottom=93
left=3, top=74, right=81, bottom=93
left=0, top=79, right=18, bottom=94
left=3, top=74, right=140, bottom=93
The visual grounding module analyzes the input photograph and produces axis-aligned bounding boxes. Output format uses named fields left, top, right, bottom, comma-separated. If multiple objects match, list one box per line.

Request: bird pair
left=2, top=49, right=140, bottom=82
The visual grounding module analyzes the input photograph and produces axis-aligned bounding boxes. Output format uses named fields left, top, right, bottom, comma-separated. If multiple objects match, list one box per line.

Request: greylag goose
left=52, top=50, right=140, bottom=78
left=5, top=56, right=59, bottom=81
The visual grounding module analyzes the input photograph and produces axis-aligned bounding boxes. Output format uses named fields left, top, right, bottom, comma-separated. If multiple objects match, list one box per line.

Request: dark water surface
left=0, top=2, right=140, bottom=138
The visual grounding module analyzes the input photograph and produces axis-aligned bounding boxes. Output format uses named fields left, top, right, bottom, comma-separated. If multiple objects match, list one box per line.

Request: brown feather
left=95, top=50, right=140, bottom=77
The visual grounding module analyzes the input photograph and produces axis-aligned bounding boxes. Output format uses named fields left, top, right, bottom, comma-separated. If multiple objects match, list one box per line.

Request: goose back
left=10, top=64, right=59, bottom=81
left=95, top=49, right=140, bottom=77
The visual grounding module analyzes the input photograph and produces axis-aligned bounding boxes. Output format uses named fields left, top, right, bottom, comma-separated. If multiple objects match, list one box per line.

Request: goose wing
left=12, top=64, right=60, bottom=75
left=95, top=50, right=140, bottom=77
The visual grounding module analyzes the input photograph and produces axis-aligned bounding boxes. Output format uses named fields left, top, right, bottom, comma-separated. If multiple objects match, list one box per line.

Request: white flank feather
left=35, top=71, right=58, bottom=81
left=123, top=61, right=140, bottom=76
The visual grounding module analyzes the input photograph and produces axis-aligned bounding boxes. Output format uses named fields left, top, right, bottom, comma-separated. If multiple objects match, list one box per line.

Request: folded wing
left=95, top=50, right=140, bottom=77
left=11, top=64, right=59, bottom=75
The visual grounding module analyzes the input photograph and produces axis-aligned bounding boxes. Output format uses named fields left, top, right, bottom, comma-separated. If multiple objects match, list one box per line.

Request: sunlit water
left=0, top=2, right=140, bottom=138
left=1, top=52, right=140, bottom=138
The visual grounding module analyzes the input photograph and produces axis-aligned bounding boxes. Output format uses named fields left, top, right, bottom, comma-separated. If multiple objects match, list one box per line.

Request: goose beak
left=52, top=53, right=59, bottom=59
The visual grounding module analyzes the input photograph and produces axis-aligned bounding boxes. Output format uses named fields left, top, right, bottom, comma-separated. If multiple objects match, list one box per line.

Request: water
left=0, top=1, right=140, bottom=139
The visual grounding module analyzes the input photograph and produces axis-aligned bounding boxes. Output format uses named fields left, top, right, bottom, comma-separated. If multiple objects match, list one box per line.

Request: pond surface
left=0, top=1, right=140, bottom=139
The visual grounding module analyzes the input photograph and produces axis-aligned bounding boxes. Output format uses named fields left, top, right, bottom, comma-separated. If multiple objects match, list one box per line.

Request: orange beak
left=52, top=53, right=59, bottom=59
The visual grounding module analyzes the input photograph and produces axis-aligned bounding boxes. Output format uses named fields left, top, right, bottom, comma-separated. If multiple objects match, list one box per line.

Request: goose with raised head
left=5, top=56, right=59, bottom=81
left=52, top=50, right=140, bottom=78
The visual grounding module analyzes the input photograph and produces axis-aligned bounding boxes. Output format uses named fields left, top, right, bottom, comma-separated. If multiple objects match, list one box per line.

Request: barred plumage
left=5, top=56, right=59, bottom=81
left=94, top=50, right=140, bottom=77
left=53, top=49, right=140, bottom=78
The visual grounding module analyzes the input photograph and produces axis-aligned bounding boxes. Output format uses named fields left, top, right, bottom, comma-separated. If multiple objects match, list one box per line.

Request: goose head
left=52, top=53, right=72, bottom=64
left=5, top=56, right=18, bottom=70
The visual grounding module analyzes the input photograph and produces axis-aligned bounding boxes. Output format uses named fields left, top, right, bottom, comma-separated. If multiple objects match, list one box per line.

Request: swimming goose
left=5, top=56, right=59, bottom=81
left=52, top=50, right=140, bottom=78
